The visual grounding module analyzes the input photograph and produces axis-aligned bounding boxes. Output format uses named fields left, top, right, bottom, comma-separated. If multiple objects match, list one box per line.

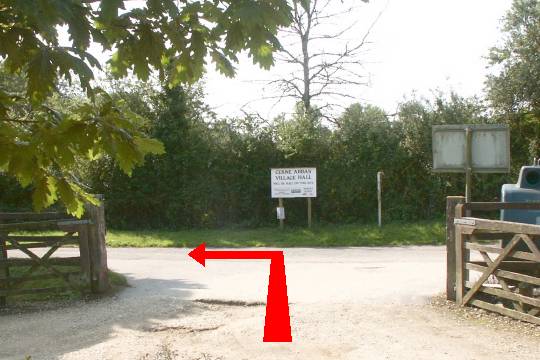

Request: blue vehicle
left=501, top=165, right=540, bottom=250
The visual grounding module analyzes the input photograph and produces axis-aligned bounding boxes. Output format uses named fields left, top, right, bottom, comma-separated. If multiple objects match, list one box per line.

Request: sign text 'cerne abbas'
left=270, top=168, right=317, bottom=198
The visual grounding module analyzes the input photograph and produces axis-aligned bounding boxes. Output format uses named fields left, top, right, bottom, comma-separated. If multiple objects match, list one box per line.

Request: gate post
left=446, top=196, right=465, bottom=300
left=0, top=231, right=8, bottom=307
left=86, top=195, right=110, bottom=293
left=78, top=223, right=92, bottom=291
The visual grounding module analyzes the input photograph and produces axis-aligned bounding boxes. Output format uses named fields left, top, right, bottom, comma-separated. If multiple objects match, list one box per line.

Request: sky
left=203, top=0, right=513, bottom=119
left=70, top=0, right=513, bottom=119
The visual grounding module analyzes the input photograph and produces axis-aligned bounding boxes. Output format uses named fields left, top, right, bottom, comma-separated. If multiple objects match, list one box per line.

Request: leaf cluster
left=0, top=0, right=300, bottom=214
left=0, top=82, right=164, bottom=216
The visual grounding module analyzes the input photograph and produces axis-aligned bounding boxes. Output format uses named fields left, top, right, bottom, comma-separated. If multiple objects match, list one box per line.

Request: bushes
left=0, top=86, right=521, bottom=229
left=90, top=90, right=518, bottom=229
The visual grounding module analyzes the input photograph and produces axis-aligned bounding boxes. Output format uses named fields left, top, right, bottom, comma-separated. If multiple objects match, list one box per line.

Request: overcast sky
left=204, top=0, right=513, bottom=119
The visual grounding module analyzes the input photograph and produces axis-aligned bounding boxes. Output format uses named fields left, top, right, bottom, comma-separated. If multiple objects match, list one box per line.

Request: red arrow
left=189, top=242, right=281, bottom=265
left=188, top=243, right=292, bottom=342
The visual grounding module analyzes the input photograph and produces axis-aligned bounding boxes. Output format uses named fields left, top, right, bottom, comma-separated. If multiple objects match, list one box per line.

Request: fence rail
left=0, top=198, right=109, bottom=307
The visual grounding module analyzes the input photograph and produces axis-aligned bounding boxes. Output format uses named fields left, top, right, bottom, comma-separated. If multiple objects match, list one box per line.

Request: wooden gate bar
left=5, top=235, right=79, bottom=251
left=470, top=299, right=540, bottom=326
left=5, top=241, right=78, bottom=251
left=5, top=235, right=80, bottom=243
left=464, top=281, right=540, bottom=308
left=465, top=242, right=538, bottom=261
left=0, top=232, right=8, bottom=307
left=0, top=219, right=80, bottom=232
left=5, top=257, right=81, bottom=267
left=464, top=202, right=540, bottom=211
left=465, top=263, right=540, bottom=286
left=457, top=217, right=540, bottom=235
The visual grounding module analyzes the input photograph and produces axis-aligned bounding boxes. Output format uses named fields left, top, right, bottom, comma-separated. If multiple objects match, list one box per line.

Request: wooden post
left=377, top=171, right=384, bottom=227
left=455, top=225, right=466, bottom=306
left=446, top=196, right=465, bottom=300
left=85, top=195, right=109, bottom=293
left=465, top=127, right=472, bottom=204
left=307, top=198, right=312, bottom=228
left=0, top=231, right=8, bottom=307
left=454, top=202, right=467, bottom=305
left=78, top=223, right=92, bottom=292
left=278, top=198, right=284, bottom=230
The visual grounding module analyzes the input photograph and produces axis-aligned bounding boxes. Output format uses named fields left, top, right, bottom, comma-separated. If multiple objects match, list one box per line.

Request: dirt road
left=1, top=247, right=538, bottom=359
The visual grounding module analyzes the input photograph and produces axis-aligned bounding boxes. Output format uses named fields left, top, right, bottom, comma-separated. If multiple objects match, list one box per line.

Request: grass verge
left=3, top=267, right=128, bottom=304
left=106, top=221, right=445, bottom=248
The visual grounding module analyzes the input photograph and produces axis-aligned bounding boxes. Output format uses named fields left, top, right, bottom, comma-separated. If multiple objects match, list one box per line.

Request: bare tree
left=267, top=0, right=382, bottom=122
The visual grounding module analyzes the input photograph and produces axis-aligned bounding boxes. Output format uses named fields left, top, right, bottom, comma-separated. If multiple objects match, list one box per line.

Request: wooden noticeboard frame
left=432, top=124, right=510, bottom=202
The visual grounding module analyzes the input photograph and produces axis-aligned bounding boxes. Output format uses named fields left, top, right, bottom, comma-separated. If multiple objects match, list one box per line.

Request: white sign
left=271, top=168, right=317, bottom=198
left=432, top=125, right=510, bottom=173
left=276, top=207, right=285, bottom=220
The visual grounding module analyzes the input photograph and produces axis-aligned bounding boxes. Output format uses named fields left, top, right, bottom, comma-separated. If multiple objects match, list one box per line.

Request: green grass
left=105, top=221, right=445, bottom=248
left=108, top=269, right=128, bottom=287
left=4, top=267, right=128, bottom=304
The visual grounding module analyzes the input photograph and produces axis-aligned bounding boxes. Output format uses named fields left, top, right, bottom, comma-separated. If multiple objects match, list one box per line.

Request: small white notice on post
left=276, top=207, right=285, bottom=220
left=271, top=168, right=317, bottom=198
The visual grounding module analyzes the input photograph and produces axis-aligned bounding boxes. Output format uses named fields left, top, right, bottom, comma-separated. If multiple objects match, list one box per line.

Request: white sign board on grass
left=271, top=168, right=317, bottom=198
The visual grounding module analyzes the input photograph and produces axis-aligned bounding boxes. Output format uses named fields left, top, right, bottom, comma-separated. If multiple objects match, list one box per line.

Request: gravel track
left=0, top=247, right=538, bottom=359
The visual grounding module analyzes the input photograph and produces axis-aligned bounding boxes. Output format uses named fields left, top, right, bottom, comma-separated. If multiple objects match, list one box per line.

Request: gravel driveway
left=0, top=246, right=538, bottom=359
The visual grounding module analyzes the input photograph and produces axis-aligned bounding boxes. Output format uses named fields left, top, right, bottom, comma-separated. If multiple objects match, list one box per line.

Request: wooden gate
left=453, top=213, right=540, bottom=325
left=0, top=200, right=109, bottom=306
